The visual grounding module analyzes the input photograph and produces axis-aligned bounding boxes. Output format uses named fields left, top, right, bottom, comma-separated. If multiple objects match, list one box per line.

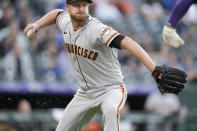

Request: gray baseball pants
left=56, top=84, right=127, bottom=131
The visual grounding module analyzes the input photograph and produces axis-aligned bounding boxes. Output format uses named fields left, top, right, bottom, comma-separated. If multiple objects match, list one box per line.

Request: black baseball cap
left=66, top=0, right=93, bottom=4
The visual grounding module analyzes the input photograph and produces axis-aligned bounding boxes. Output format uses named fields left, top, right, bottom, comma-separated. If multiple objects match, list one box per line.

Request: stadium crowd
left=1, top=0, right=197, bottom=84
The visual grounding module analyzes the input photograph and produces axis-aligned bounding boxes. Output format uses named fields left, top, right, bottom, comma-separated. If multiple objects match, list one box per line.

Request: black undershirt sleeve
left=109, top=34, right=125, bottom=49
left=56, top=11, right=64, bottom=18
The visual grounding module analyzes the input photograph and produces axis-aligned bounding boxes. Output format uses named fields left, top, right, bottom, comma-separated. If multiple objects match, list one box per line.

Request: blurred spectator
left=138, top=0, right=165, bottom=48
left=145, top=92, right=181, bottom=131
left=17, top=99, right=32, bottom=113
left=0, top=1, right=16, bottom=80
left=41, top=42, right=63, bottom=81
left=141, top=0, right=164, bottom=21
left=11, top=99, right=40, bottom=131
left=3, top=36, right=35, bottom=81
left=94, top=0, right=124, bottom=24
left=0, top=1, right=14, bottom=29
left=112, top=0, right=134, bottom=17
left=5, top=33, right=35, bottom=81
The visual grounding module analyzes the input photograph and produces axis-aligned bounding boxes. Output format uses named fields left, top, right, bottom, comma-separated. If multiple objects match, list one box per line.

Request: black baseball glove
left=152, top=64, right=187, bottom=95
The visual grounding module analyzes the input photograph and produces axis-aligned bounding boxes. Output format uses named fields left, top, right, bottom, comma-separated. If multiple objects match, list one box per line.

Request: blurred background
left=0, top=0, right=197, bottom=130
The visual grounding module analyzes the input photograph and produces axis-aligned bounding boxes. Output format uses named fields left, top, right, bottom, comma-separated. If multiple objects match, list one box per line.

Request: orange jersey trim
left=56, top=12, right=68, bottom=26
left=117, top=87, right=124, bottom=131
left=105, top=32, right=118, bottom=46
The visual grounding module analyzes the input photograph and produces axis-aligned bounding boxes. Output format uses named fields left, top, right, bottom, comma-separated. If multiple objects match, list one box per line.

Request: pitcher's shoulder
left=56, top=11, right=70, bottom=25
left=88, top=17, right=103, bottom=27
left=86, top=17, right=108, bottom=33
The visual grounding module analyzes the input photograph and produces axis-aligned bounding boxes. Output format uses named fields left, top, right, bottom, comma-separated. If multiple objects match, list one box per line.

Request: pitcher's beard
left=71, top=14, right=88, bottom=22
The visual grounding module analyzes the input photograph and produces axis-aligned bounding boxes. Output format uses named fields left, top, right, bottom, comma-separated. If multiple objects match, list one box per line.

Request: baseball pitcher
left=24, top=0, right=187, bottom=130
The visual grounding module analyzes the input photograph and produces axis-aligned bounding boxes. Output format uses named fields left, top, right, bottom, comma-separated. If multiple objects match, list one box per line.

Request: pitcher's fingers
left=24, top=24, right=33, bottom=35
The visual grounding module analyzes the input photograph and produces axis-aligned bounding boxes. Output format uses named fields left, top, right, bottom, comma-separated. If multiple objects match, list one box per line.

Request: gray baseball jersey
left=56, top=12, right=125, bottom=91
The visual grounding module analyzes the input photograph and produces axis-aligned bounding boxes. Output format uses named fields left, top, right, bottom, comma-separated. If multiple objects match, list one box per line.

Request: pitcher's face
left=66, top=0, right=89, bottom=22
